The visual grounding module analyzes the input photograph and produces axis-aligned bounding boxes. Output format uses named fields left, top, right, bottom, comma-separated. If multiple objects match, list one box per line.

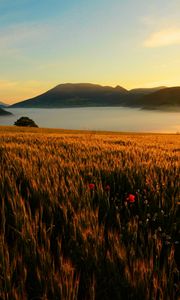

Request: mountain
left=10, top=83, right=180, bottom=111
left=129, top=86, right=166, bottom=96
left=0, top=107, right=12, bottom=116
left=11, top=83, right=129, bottom=108
left=0, top=101, right=9, bottom=108
left=137, top=87, right=180, bottom=110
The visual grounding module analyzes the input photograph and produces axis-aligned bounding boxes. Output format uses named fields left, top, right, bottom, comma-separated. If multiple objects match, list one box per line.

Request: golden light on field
left=0, top=127, right=179, bottom=299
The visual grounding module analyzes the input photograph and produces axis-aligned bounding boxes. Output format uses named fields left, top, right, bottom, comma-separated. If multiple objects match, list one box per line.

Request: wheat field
left=0, top=126, right=179, bottom=300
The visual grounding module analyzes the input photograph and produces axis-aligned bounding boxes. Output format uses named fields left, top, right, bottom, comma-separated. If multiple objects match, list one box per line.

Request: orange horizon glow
left=1, top=79, right=180, bottom=105
left=1, top=1, right=180, bottom=104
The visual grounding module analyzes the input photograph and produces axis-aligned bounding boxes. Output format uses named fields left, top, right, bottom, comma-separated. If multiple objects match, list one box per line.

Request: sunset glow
left=0, top=0, right=180, bottom=104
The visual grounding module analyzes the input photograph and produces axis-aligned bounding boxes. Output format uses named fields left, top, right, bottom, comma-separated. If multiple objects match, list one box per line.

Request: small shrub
left=14, top=117, right=38, bottom=127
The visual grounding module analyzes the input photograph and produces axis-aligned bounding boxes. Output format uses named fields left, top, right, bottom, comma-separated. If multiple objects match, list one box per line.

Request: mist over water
left=0, top=107, right=179, bottom=133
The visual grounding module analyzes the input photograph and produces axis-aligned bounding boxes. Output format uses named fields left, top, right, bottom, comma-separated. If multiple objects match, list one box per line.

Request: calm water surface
left=0, top=107, right=179, bottom=133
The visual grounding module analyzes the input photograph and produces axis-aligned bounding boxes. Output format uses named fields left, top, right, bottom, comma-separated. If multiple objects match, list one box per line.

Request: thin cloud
left=143, top=28, right=180, bottom=48
left=0, top=22, right=54, bottom=48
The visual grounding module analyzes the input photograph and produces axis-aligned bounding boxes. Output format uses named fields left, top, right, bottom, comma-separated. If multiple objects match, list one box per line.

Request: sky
left=0, top=0, right=180, bottom=104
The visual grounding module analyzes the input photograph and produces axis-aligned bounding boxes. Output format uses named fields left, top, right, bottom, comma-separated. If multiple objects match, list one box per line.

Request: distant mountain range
left=8, top=83, right=180, bottom=111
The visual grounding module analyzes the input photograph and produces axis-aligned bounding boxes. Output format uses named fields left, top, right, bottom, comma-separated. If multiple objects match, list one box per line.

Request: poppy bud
left=89, top=183, right=95, bottom=190
left=127, top=194, right=135, bottom=203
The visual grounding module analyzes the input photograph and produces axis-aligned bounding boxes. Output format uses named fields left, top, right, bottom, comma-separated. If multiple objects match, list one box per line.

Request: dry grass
left=0, top=126, right=179, bottom=300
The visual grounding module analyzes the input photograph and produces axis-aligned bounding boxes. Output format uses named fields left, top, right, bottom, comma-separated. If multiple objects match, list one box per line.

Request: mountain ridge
left=0, top=101, right=9, bottom=108
left=9, top=83, right=180, bottom=111
left=129, top=86, right=166, bottom=95
left=0, top=107, right=12, bottom=116
left=138, top=87, right=180, bottom=110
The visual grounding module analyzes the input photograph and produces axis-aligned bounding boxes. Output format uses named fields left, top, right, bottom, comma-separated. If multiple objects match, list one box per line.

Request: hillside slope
left=10, top=83, right=180, bottom=110
left=129, top=86, right=166, bottom=96
left=138, top=87, right=180, bottom=110
left=0, top=101, right=9, bottom=108
left=0, top=107, right=12, bottom=115
left=11, top=83, right=129, bottom=108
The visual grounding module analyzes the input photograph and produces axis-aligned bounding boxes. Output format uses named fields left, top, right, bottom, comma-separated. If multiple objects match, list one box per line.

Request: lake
left=0, top=107, right=180, bottom=133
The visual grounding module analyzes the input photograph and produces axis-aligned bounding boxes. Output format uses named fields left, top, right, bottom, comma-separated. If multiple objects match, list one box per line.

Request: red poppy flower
left=89, top=183, right=95, bottom=190
left=127, top=194, right=135, bottom=203
left=105, top=185, right=110, bottom=191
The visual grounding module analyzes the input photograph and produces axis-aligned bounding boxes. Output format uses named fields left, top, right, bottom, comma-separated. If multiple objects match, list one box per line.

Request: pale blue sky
left=0, top=0, right=180, bottom=103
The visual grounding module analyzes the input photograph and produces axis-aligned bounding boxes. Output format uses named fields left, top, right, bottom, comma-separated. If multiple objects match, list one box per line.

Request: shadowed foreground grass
left=0, top=126, right=179, bottom=300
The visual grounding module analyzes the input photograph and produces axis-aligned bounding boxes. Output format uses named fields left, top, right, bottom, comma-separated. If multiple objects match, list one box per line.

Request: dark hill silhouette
left=129, top=86, right=166, bottom=96
left=0, top=101, right=9, bottom=108
left=10, top=83, right=180, bottom=110
left=0, top=107, right=12, bottom=116
left=137, top=87, right=180, bottom=110
left=11, top=83, right=129, bottom=108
